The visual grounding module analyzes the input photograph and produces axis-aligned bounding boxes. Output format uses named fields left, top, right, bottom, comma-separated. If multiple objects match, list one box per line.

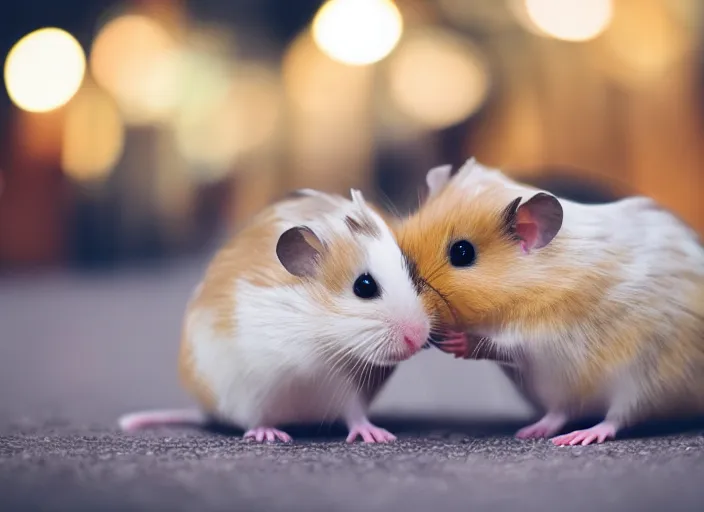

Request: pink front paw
left=243, top=427, right=292, bottom=444
left=516, top=412, right=567, bottom=440
left=551, top=421, right=616, bottom=446
left=346, top=422, right=397, bottom=443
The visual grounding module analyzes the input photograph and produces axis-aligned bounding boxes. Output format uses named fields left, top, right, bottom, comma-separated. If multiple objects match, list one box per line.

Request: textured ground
left=2, top=421, right=704, bottom=512
left=1, top=260, right=703, bottom=511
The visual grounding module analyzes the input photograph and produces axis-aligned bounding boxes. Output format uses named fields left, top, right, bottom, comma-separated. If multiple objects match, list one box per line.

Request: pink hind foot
left=346, top=421, right=397, bottom=443
left=243, top=427, right=292, bottom=444
left=551, top=421, right=617, bottom=446
left=516, top=412, right=567, bottom=439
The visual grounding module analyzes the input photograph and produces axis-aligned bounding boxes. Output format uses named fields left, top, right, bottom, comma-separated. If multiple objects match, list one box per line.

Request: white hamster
left=119, top=188, right=433, bottom=443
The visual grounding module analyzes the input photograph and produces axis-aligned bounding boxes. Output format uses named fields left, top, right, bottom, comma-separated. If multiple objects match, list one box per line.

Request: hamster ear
left=276, top=226, right=324, bottom=277
left=426, top=164, right=453, bottom=198
left=349, top=188, right=369, bottom=210
left=506, top=193, right=563, bottom=253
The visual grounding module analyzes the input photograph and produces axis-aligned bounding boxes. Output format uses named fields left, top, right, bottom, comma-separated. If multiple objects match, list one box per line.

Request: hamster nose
left=402, top=323, right=429, bottom=349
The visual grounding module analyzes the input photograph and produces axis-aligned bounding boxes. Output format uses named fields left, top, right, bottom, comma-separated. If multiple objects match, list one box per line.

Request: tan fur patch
left=318, top=234, right=363, bottom=296
left=178, top=325, right=217, bottom=412
left=177, top=204, right=299, bottom=410
left=398, top=172, right=704, bottom=413
left=397, top=181, right=619, bottom=374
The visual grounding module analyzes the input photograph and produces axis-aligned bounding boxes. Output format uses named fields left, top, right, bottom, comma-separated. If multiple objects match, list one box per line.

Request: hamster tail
left=118, top=408, right=206, bottom=432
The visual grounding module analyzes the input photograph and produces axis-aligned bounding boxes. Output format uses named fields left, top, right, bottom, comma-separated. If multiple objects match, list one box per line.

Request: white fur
left=184, top=189, right=431, bottom=431
left=426, top=165, right=453, bottom=198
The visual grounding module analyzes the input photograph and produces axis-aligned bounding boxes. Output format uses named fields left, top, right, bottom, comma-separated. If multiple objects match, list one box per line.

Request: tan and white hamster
left=398, top=158, right=704, bottom=446
left=119, top=188, right=432, bottom=443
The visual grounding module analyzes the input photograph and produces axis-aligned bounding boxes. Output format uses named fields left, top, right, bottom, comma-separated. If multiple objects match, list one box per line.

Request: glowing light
left=284, top=31, right=372, bottom=116
left=589, top=0, right=690, bottom=86
left=90, top=15, right=178, bottom=125
left=387, top=29, right=489, bottom=130
left=62, top=84, right=125, bottom=182
left=312, top=0, right=403, bottom=66
left=523, top=0, right=613, bottom=42
left=175, top=64, right=281, bottom=183
left=4, top=28, right=86, bottom=113
left=438, top=0, right=514, bottom=31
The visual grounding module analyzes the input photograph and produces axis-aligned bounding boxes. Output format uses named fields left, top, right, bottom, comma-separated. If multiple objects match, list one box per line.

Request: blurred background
left=1, top=0, right=703, bottom=425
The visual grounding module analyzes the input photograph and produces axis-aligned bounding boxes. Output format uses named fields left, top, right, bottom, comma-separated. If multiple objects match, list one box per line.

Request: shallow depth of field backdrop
left=0, top=0, right=702, bottom=424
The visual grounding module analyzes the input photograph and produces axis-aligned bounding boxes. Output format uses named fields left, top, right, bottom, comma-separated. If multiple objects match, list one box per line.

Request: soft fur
left=176, top=188, right=432, bottom=441
left=397, top=158, right=704, bottom=445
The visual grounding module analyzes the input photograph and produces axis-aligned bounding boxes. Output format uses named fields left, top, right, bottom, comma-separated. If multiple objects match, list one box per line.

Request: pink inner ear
left=515, top=221, right=538, bottom=254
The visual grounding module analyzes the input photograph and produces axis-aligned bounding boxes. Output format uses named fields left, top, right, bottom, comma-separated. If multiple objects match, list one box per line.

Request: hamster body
left=120, top=189, right=431, bottom=443
left=398, top=158, right=704, bottom=445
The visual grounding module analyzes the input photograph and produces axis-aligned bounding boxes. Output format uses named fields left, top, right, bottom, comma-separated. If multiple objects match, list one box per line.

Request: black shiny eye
left=353, top=273, right=380, bottom=299
left=449, top=240, right=476, bottom=267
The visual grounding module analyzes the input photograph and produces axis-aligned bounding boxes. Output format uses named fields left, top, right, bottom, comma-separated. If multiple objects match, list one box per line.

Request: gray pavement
left=1, top=256, right=703, bottom=511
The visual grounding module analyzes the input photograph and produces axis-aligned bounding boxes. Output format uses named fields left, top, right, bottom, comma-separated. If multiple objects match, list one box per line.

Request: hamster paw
left=434, top=333, right=470, bottom=358
left=243, top=427, right=292, bottom=443
left=516, top=412, right=567, bottom=440
left=551, top=421, right=616, bottom=446
left=346, top=422, right=397, bottom=443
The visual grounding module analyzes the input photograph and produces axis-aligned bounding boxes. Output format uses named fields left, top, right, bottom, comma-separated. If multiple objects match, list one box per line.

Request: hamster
left=118, top=188, right=432, bottom=443
left=397, top=158, right=704, bottom=446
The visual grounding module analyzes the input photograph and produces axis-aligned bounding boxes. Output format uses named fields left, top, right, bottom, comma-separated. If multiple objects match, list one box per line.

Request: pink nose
left=402, top=323, right=428, bottom=349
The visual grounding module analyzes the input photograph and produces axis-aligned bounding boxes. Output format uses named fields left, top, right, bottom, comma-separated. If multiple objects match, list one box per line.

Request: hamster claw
left=346, top=422, right=397, bottom=443
left=515, top=412, right=567, bottom=440
left=551, top=421, right=617, bottom=446
left=243, top=427, right=292, bottom=444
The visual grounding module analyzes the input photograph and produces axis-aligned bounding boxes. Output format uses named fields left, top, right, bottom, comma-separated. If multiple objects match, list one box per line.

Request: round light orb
left=524, top=0, right=613, bottom=42
left=4, top=28, right=86, bottom=113
left=90, top=14, right=178, bottom=125
left=387, top=29, right=489, bottom=130
left=62, top=84, right=124, bottom=182
left=312, top=0, right=403, bottom=66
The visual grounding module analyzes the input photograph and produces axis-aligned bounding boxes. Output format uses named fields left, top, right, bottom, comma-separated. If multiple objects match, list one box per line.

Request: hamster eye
left=449, top=240, right=476, bottom=267
left=353, top=273, right=380, bottom=299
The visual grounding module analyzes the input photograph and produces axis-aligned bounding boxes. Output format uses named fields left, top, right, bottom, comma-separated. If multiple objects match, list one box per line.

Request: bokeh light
left=589, top=0, right=690, bottom=86
left=175, top=64, right=281, bottom=183
left=4, top=28, right=86, bottom=113
left=386, top=28, right=489, bottom=130
left=312, top=0, right=403, bottom=66
left=437, top=0, right=515, bottom=31
left=61, top=83, right=125, bottom=182
left=523, top=0, right=613, bottom=42
left=284, top=31, right=373, bottom=116
left=90, top=14, right=178, bottom=125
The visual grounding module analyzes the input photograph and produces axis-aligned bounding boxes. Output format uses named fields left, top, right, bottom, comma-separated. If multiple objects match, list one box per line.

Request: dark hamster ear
left=504, top=193, right=563, bottom=252
left=276, top=226, right=325, bottom=277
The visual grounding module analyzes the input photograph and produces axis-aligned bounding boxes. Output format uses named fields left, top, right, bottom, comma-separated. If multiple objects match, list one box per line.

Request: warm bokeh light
left=4, top=28, right=86, bottom=113
left=523, top=0, right=613, bottom=42
left=590, top=0, right=691, bottom=86
left=62, top=83, right=125, bottom=182
left=90, top=14, right=178, bottom=125
left=284, top=31, right=373, bottom=116
left=437, top=0, right=514, bottom=31
left=175, top=64, right=281, bottom=183
left=387, top=29, right=489, bottom=130
left=283, top=31, right=374, bottom=192
left=312, top=0, right=403, bottom=66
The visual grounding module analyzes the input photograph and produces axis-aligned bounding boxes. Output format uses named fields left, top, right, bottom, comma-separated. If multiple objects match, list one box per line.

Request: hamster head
left=397, top=158, right=564, bottom=333
left=275, top=189, right=432, bottom=366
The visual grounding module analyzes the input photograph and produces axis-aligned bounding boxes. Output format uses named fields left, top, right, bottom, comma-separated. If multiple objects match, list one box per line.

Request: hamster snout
left=384, top=319, right=430, bottom=362
left=401, top=322, right=429, bottom=350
